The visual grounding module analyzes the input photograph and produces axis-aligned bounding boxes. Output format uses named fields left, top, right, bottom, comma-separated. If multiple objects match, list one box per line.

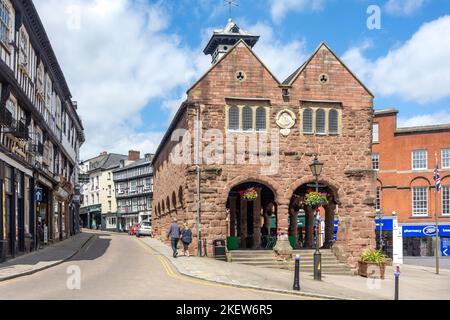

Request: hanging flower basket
left=240, top=188, right=258, bottom=201
left=304, top=191, right=327, bottom=209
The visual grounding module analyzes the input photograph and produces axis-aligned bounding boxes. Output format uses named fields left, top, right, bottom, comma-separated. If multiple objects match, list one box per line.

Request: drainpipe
left=195, top=103, right=202, bottom=257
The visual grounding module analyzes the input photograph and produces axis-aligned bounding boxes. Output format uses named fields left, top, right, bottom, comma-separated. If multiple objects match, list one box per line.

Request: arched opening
left=289, top=183, right=338, bottom=249
left=226, top=181, right=277, bottom=250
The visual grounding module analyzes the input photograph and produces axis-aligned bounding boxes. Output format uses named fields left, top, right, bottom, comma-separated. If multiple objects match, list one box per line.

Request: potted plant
left=358, top=249, right=387, bottom=279
left=241, top=188, right=258, bottom=201
left=304, top=191, right=328, bottom=209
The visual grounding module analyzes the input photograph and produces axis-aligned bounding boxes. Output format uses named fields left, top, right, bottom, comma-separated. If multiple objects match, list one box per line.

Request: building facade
left=152, top=20, right=377, bottom=270
left=113, top=153, right=153, bottom=232
left=0, top=0, right=84, bottom=262
left=79, top=152, right=127, bottom=230
left=373, top=109, right=450, bottom=258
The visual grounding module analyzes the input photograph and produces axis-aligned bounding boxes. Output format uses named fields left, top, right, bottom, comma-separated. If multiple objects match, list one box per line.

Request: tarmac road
left=0, top=231, right=313, bottom=300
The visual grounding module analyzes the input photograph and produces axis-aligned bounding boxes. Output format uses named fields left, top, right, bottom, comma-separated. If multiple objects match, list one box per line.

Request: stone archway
left=226, top=181, right=277, bottom=250
left=288, top=183, right=338, bottom=249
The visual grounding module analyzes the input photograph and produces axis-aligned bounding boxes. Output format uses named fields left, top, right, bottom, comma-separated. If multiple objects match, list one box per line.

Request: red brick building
left=373, top=109, right=450, bottom=257
left=152, top=20, right=377, bottom=270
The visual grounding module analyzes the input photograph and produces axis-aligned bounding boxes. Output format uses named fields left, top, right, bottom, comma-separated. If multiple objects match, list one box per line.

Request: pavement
left=139, top=237, right=450, bottom=300
left=403, top=256, right=450, bottom=269
left=0, top=231, right=94, bottom=282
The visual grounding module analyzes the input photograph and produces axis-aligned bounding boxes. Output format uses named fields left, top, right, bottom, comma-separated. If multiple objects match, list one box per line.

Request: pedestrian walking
left=181, top=222, right=192, bottom=257
left=167, top=218, right=181, bottom=258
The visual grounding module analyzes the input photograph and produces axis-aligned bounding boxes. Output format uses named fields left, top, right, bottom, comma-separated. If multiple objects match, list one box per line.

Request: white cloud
left=34, top=0, right=208, bottom=159
left=342, top=15, right=450, bottom=103
left=245, top=22, right=308, bottom=81
left=398, top=110, right=450, bottom=127
left=270, top=0, right=326, bottom=23
left=385, top=0, right=427, bottom=16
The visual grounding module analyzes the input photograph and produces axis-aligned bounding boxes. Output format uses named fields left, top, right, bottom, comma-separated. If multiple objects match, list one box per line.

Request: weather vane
left=224, top=0, right=239, bottom=19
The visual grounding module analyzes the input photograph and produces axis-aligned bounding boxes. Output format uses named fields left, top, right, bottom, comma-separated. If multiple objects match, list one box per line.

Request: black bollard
left=394, top=265, right=400, bottom=300
left=293, top=254, right=300, bottom=291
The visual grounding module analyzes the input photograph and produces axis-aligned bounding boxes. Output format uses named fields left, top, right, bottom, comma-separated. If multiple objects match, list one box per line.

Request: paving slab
left=0, top=231, right=94, bottom=282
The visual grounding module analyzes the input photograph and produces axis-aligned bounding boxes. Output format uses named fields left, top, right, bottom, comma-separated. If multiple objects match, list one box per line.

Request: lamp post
left=309, top=155, right=324, bottom=281
left=377, top=209, right=384, bottom=253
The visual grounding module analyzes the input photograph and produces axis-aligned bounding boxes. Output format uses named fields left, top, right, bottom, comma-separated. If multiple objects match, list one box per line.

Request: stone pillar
left=253, top=188, right=262, bottom=249
left=239, top=199, right=247, bottom=248
left=229, top=196, right=237, bottom=237
left=324, top=203, right=336, bottom=249
left=305, top=206, right=314, bottom=248
left=289, top=208, right=298, bottom=249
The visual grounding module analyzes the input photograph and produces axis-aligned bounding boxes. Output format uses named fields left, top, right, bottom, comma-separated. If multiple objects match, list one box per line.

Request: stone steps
left=229, top=249, right=352, bottom=275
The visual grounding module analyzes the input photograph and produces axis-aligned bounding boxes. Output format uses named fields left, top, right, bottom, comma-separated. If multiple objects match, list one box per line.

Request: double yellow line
left=134, top=238, right=318, bottom=298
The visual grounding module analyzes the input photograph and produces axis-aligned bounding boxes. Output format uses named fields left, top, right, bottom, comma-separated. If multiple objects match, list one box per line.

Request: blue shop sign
left=402, top=225, right=450, bottom=237
left=333, top=219, right=338, bottom=240
left=375, top=218, right=393, bottom=231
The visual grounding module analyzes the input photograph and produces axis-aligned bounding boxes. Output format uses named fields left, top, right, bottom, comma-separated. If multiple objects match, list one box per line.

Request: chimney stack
left=128, top=150, right=140, bottom=161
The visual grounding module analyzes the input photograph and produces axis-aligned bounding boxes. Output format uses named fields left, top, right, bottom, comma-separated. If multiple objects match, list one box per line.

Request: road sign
left=35, top=188, right=43, bottom=202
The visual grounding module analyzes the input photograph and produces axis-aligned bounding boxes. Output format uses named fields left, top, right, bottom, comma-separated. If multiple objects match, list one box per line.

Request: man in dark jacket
left=167, top=218, right=181, bottom=258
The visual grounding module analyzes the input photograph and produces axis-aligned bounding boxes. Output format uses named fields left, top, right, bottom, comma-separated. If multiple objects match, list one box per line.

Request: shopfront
left=402, top=224, right=450, bottom=257
left=375, top=217, right=394, bottom=258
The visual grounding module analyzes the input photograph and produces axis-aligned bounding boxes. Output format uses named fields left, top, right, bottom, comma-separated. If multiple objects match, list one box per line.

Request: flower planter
left=358, top=261, right=386, bottom=280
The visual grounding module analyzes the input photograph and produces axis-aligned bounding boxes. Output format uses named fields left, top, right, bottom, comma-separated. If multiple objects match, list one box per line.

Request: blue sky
left=34, top=0, right=450, bottom=159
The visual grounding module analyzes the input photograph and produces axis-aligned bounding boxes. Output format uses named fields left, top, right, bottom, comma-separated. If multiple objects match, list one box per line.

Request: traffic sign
left=35, top=188, right=43, bottom=202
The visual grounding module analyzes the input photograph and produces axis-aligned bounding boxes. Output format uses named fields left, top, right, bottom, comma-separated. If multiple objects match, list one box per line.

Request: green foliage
left=304, top=192, right=327, bottom=208
left=360, top=249, right=386, bottom=265
left=243, top=188, right=258, bottom=201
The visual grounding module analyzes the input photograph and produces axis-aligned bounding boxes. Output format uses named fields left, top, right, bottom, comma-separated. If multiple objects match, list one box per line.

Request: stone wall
left=152, top=41, right=377, bottom=270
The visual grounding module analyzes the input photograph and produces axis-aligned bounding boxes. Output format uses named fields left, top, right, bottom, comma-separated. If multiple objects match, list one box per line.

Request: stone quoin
left=151, top=19, right=377, bottom=272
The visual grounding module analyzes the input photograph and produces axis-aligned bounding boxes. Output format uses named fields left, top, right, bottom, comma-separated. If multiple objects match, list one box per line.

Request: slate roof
left=87, top=153, right=128, bottom=172
left=113, top=157, right=154, bottom=174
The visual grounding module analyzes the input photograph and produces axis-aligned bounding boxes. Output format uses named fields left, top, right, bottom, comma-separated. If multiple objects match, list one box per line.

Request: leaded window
left=0, top=1, right=10, bottom=44
left=256, top=107, right=266, bottom=131
left=242, top=106, right=253, bottom=131
left=376, top=187, right=381, bottom=211
left=316, top=109, right=325, bottom=134
left=372, top=154, right=380, bottom=170
left=228, top=106, right=239, bottom=131
left=303, top=108, right=313, bottom=134
left=329, top=109, right=338, bottom=134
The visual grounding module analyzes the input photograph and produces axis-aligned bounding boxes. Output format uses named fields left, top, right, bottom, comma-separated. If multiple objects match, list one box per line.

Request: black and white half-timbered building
left=0, top=0, right=84, bottom=261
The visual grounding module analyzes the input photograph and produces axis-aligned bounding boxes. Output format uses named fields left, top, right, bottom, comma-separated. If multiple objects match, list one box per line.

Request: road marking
left=134, top=238, right=318, bottom=299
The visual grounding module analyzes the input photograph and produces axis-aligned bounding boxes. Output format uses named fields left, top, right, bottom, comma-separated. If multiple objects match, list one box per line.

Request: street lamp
left=310, top=154, right=323, bottom=281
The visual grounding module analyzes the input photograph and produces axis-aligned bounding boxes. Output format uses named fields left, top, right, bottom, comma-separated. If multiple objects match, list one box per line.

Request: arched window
left=255, top=107, right=266, bottom=131
left=303, top=108, right=313, bottom=134
left=242, top=106, right=253, bottom=131
left=329, top=109, right=338, bottom=134
left=316, top=109, right=325, bottom=134
left=228, top=106, right=239, bottom=130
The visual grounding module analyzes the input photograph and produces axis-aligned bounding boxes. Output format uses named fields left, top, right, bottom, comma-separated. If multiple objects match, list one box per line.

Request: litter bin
left=213, top=239, right=227, bottom=261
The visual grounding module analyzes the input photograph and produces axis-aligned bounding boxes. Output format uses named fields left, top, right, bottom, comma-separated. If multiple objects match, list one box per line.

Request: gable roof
left=188, top=39, right=281, bottom=94
left=282, top=42, right=374, bottom=97
left=88, top=153, right=128, bottom=172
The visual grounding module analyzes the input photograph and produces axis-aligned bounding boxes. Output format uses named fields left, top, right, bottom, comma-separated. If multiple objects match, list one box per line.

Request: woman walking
left=181, top=222, right=192, bottom=257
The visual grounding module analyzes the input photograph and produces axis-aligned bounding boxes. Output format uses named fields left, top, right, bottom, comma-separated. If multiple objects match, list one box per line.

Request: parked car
left=136, top=222, right=152, bottom=238
left=129, top=224, right=139, bottom=236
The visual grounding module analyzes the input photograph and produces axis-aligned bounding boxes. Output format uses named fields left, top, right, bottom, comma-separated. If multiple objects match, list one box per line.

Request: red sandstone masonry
left=152, top=42, right=377, bottom=271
